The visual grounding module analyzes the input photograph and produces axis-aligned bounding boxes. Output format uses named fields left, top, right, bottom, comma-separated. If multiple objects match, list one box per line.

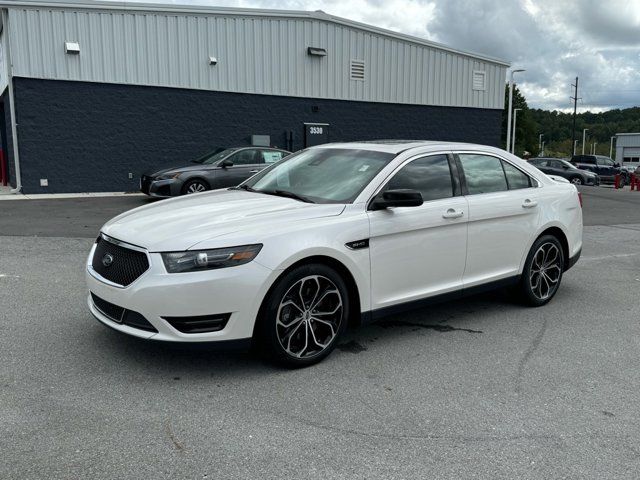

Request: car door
left=367, top=153, right=468, bottom=311
left=457, top=152, right=540, bottom=287
left=215, top=149, right=261, bottom=188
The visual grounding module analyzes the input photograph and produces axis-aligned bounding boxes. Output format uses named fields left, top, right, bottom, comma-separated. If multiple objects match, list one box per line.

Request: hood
left=102, top=190, right=346, bottom=251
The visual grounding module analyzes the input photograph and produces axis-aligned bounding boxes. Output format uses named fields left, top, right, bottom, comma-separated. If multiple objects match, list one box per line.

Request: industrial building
left=0, top=0, right=509, bottom=194
left=616, top=133, right=640, bottom=166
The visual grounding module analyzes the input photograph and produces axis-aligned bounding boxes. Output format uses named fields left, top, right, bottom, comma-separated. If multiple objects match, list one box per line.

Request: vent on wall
left=350, top=60, right=365, bottom=81
left=472, top=70, right=486, bottom=91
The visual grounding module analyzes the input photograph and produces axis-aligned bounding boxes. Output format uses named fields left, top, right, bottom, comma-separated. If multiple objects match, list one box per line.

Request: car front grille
left=90, top=292, right=158, bottom=333
left=91, top=235, right=149, bottom=287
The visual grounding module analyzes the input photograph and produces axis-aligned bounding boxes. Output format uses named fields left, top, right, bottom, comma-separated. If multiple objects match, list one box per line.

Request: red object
left=0, top=149, right=6, bottom=187
left=578, top=192, right=583, bottom=208
left=614, top=174, right=620, bottom=189
left=631, top=174, right=637, bottom=191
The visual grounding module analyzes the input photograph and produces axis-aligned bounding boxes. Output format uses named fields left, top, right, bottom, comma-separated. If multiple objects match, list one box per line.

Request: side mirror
left=562, top=164, right=569, bottom=169
left=370, top=189, right=423, bottom=211
left=615, top=162, right=621, bottom=168
left=220, top=159, right=234, bottom=168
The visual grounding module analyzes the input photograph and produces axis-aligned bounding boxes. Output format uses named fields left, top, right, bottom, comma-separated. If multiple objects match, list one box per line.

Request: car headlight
left=156, top=172, right=181, bottom=180
left=161, top=244, right=263, bottom=273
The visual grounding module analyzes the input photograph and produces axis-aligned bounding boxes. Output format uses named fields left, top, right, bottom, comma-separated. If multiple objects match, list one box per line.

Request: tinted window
left=596, top=156, right=614, bottom=166
left=582, top=156, right=596, bottom=165
left=384, top=155, right=453, bottom=202
left=232, top=149, right=259, bottom=165
left=459, top=154, right=508, bottom=194
left=549, top=160, right=563, bottom=168
left=502, top=160, right=531, bottom=189
left=261, top=150, right=286, bottom=164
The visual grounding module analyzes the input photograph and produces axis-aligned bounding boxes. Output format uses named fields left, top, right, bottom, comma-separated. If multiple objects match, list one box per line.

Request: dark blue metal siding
left=14, top=78, right=502, bottom=194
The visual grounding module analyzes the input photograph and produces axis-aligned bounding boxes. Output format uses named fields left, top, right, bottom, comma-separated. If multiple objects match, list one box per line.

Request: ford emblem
left=102, top=253, right=114, bottom=267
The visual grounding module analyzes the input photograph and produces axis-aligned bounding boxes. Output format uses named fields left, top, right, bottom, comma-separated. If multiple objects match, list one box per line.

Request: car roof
left=312, top=140, right=501, bottom=154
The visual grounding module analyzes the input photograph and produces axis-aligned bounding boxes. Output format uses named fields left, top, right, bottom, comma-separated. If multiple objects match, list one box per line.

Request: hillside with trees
left=501, top=85, right=640, bottom=159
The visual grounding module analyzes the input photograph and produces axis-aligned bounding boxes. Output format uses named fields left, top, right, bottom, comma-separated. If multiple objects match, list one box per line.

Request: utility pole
left=610, top=136, right=615, bottom=159
left=570, top=77, right=580, bottom=158
left=506, top=69, right=525, bottom=153
left=539, top=134, right=544, bottom=155
left=512, top=108, right=522, bottom=154
left=594, top=142, right=597, bottom=154
left=582, top=129, right=588, bottom=155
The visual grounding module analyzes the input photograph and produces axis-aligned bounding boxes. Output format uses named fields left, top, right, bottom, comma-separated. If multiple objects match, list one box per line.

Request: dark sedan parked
left=141, top=147, right=290, bottom=197
left=529, top=157, right=599, bottom=186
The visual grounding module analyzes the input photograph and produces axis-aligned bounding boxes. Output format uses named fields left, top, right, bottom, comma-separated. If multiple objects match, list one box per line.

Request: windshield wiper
left=263, top=189, right=315, bottom=203
left=230, top=184, right=256, bottom=192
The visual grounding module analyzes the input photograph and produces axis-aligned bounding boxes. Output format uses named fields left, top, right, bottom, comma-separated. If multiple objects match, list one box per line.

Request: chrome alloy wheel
left=276, top=275, right=343, bottom=358
left=186, top=182, right=207, bottom=193
left=529, top=242, right=562, bottom=300
left=570, top=177, right=583, bottom=185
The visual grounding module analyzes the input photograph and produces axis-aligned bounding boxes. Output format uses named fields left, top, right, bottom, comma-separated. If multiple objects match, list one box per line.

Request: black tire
left=181, top=178, right=210, bottom=195
left=569, top=176, right=584, bottom=185
left=257, top=263, right=349, bottom=367
left=518, top=235, right=564, bottom=307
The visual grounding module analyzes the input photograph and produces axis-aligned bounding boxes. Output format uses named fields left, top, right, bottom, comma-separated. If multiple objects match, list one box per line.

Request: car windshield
left=192, top=148, right=238, bottom=165
left=243, top=148, right=394, bottom=203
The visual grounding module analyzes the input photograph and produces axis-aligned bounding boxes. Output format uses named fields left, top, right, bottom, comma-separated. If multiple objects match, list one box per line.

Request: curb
left=0, top=191, right=145, bottom=200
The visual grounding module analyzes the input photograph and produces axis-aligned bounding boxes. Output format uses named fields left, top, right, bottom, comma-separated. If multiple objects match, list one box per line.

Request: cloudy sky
left=161, top=0, right=640, bottom=112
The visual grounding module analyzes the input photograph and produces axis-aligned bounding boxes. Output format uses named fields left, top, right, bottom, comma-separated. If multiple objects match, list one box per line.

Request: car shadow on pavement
left=85, top=287, right=527, bottom=375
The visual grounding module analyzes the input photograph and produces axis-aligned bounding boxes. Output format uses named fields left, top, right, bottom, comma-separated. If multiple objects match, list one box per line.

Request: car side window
left=232, top=149, right=259, bottom=165
left=458, top=154, right=508, bottom=195
left=383, top=154, right=454, bottom=202
left=501, top=160, right=532, bottom=189
left=261, top=150, right=285, bottom=164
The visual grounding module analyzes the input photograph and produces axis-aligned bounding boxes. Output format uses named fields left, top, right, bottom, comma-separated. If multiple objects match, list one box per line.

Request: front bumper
left=140, top=176, right=183, bottom=198
left=585, top=175, right=599, bottom=186
left=86, top=243, right=276, bottom=343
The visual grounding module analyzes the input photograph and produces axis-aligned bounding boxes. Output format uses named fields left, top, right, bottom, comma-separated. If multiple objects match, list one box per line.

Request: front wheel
left=257, top=264, right=349, bottom=367
left=182, top=179, right=209, bottom=195
left=570, top=176, right=584, bottom=185
left=518, top=235, right=564, bottom=307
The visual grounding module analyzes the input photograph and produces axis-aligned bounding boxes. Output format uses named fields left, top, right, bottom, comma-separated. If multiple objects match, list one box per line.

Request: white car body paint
left=86, top=141, right=583, bottom=343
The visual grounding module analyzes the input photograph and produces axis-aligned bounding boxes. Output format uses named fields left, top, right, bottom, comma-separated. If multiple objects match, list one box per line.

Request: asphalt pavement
left=1, top=187, right=640, bottom=478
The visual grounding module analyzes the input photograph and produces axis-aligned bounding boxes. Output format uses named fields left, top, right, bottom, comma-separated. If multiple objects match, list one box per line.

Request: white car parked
left=86, top=141, right=583, bottom=366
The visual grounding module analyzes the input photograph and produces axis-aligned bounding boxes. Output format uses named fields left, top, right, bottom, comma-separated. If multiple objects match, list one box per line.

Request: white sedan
left=86, top=141, right=583, bottom=367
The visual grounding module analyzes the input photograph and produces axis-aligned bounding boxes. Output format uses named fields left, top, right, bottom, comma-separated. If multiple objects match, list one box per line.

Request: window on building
left=383, top=154, right=454, bottom=202
left=472, top=71, right=486, bottom=91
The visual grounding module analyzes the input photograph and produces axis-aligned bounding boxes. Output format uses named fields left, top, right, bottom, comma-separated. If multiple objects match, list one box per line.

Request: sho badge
left=102, top=253, right=114, bottom=267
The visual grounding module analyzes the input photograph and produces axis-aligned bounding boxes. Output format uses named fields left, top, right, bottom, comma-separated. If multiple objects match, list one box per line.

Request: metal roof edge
left=0, top=0, right=511, bottom=67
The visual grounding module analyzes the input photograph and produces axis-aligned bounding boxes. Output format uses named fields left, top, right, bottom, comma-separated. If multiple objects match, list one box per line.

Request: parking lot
left=1, top=186, right=640, bottom=479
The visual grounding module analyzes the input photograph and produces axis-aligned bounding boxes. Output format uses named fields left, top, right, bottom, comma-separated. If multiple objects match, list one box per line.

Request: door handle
left=522, top=199, right=538, bottom=208
left=249, top=169, right=260, bottom=173
left=442, top=208, right=464, bottom=219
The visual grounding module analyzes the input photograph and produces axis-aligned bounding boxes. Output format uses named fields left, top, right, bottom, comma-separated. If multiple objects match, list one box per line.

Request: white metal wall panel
left=0, top=28, right=7, bottom=93
left=7, top=6, right=507, bottom=109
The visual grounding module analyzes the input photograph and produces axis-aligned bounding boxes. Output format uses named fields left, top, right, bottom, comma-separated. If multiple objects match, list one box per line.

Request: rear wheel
left=518, top=235, right=564, bottom=306
left=257, top=264, right=349, bottom=367
left=182, top=179, right=209, bottom=195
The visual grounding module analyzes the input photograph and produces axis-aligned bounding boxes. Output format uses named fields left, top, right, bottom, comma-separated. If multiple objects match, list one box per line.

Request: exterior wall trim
left=0, top=0, right=509, bottom=66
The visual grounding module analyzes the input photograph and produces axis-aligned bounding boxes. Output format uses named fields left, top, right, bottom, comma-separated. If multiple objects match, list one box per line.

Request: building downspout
left=2, top=9, right=22, bottom=193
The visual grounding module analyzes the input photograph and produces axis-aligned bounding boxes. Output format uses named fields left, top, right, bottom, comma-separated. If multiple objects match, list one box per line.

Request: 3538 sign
left=304, top=123, right=329, bottom=147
